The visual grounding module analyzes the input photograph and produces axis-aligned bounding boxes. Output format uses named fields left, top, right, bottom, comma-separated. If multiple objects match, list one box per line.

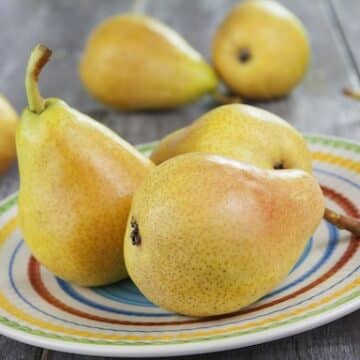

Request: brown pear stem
left=25, top=44, right=52, bottom=114
left=213, top=91, right=242, bottom=105
left=324, top=208, right=360, bottom=237
left=342, top=88, right=360, bottom=101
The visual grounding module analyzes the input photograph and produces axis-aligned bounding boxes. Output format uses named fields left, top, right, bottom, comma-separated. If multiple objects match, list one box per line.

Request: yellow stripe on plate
left=0, top=278, right=358, bottom=342
left=312, top=152, right=360, bottom=173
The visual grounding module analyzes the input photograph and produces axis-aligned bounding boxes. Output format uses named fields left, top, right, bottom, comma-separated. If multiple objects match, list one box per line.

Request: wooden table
left=0, top=0, right=359, bottom=359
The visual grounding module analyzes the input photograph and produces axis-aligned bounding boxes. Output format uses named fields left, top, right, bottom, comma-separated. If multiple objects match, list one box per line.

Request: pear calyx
left=130, top=217, right=142, bottom=246
left=238, top=48, right=251, bottom=63
left=25, top=44, right=52, bottom=114
left=273, top=162, right=285, bottom=170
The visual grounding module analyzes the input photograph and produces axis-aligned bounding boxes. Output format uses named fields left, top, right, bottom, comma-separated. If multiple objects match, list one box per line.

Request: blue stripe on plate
left=9, top=238, right=360, bottom=333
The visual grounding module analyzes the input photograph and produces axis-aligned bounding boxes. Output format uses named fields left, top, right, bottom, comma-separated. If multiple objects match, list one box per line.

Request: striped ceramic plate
left=0, top=134, right=359, bottom=357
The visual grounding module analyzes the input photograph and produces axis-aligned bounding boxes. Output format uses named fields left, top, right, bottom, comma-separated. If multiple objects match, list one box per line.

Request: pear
left=151, top=104, right=312, bottom=172
left=151, top=104, right=360, bottom=236
left=17, top=44, right=154, bottom=286
left=212, top=0, right=310, bottom=99
left=79, top=14, right=218, bottom=111
left=124, top=153, right=324, bottom=316
left=0, top=94, right=18, bottom=174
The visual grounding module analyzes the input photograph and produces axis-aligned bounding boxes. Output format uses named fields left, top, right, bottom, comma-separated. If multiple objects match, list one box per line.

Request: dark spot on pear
left=274, top=162, right=285, bottom=170
left=238, top=48, right=251, bottom=63
left=130, top=217, right=141, bottom=246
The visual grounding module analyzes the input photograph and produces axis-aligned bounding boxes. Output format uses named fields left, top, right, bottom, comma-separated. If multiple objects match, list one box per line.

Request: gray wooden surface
left=0, top=0, right=359, bottom=359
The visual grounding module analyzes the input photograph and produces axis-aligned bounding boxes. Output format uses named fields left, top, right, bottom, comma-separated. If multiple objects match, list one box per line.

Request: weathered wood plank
left=0, top=335, right=43, bottom=360
left=330, top=0, right=360, bottom=82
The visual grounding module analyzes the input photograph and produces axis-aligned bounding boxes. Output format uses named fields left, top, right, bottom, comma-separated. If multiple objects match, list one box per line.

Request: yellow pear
left=17, top=44, right=154, bottom=286
left=0, top=95, right=18, bottom=174
left=212, top=0, right=310, bottom=99
left=80, top=14, right=218, bottom=111
left=124, top=153, right=324, bottom=316
left=151, top=104, right=360, bottom=237
left=151, top=104, right=312, bottom=172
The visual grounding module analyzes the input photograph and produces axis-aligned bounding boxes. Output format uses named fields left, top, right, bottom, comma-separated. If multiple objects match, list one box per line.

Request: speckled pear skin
left=124, top=153, right=324, bottom=317
left=151, top=104, right=312, bottom=172
left=80, top=14, right=218, bottom=111
left=0, top=95, right=18, bottom=174
left=212, top=0, right=310, bottom=99
left=16, top=98, right=154, bottom=286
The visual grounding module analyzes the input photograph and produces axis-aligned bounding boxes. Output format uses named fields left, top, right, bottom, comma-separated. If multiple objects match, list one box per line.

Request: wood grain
left=0, top=336, right=43, bottom=360
left=0, top=0, right=359, bottom=359
left=330, top=0, right=360, bottom=82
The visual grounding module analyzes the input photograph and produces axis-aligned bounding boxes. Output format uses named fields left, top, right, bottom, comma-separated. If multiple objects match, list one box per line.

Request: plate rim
left=0, top=133, right=359, bottom=357
left=0, top=295, right=358, bottom=357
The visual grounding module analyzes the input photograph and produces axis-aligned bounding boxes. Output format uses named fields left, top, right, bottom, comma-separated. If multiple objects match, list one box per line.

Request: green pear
left=151, top=104, right=312, bottom=172
left=79, top=14, right=218, bottom=111
left=17, top=44, right=154, bottom=286
left=124, top=153, right=324, bottom=316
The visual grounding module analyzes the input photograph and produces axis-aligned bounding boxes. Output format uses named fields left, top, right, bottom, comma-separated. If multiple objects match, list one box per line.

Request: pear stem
left=213, top=91, right=242, bottom=105
left=324, top=208, right=360, bottom=237
left=25, top=44, right=52, bottom=114
left=342, top=88, right=360, bottom=101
